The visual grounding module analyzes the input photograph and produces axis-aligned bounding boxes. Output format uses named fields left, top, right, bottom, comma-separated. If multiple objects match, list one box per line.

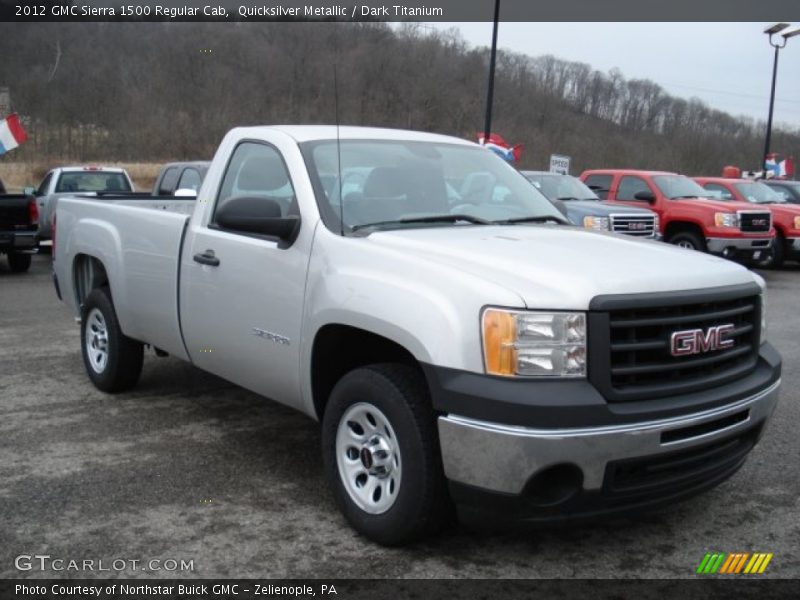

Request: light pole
left=762, top=23, right=800, bottom=174
left=483, top=0, right=500, bottom=145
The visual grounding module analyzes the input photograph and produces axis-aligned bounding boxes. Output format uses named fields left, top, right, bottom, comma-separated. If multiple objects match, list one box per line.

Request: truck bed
left=55, top=196, right=196, bottom=360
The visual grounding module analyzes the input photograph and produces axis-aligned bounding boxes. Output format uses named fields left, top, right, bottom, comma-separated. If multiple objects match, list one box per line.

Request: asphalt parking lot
left=1, top=253, right=798, bottom=579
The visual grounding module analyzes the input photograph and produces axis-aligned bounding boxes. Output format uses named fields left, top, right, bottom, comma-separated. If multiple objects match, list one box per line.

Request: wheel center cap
left=360, top=434, right=394, bottom=478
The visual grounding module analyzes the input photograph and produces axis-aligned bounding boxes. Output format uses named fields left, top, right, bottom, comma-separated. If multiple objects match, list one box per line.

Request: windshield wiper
left=557, top=196, right=580, bottom=201
left=672, top=195, right=705, bottom=199
left=494, top=215, right=569, bottom=225
left=351, top=214, right=492, bottom=232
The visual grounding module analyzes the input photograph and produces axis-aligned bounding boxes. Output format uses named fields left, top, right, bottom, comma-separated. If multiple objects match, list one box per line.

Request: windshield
left=652, top=175, right=708, bottom=199
left=302, top=140, right=564, bottom=233
left=523, top=173, right=599, bottom=202
left=55, top=171, right=132, bottom=193
left=734, top=182, right=785, bottom=204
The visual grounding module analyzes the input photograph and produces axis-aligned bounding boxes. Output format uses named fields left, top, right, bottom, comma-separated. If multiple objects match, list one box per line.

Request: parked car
left=29, top=166, right=134, bottom=240
left=695, top=177, right=800, bottom=268
left=54, top=126, right=781, bottom=545
left=0, top=177, right=5, bottom=194
left=0, top=187, right=39, bottom=272
left=521, top=171, right=659, bottom=238
left=764, top=180, right=800, bottom=204
left=152, top=161, right=210, bottom=196
left=581, top=169, right=774, bottom=261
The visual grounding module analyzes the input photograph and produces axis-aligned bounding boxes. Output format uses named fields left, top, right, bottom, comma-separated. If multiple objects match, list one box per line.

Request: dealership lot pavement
left=1, top=254, right=798, bottom=579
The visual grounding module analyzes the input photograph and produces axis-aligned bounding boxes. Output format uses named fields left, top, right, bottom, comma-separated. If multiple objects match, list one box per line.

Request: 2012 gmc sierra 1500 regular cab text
left=53, top=126, right=782, bottom=545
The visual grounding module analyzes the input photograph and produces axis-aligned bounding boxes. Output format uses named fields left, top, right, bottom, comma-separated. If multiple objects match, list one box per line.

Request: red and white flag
left=477, top=132, right=523, bottom=162
left=0, top=113, right=28, bottom=155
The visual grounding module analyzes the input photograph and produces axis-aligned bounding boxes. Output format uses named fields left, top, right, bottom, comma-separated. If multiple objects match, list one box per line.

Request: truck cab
left=580, top=169, right=774, bottom=261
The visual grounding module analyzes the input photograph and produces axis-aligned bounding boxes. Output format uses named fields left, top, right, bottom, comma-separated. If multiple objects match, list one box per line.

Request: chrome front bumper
left=706, top=237, right=772, bottom=253
left=437, top=379, right=780, bottom=495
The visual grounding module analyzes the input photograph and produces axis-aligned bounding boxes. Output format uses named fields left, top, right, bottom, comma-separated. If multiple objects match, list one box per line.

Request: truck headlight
left=482, top=309, right=587, bottom=377
left=793, top=216, right=800, bottom=230
left=583, top=216, right=610, bottom=231
left=714, top=212, right=739, bottom=228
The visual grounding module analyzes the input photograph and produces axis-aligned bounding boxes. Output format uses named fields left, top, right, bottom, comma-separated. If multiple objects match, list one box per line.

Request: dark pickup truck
left=0, top=181, right=39, bottom=272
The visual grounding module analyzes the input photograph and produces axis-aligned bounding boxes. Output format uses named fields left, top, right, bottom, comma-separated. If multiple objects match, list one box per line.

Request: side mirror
left=23, top=186, right=36, bottom=196
left=633, top=190, right=656, bottom=202
left=174, top=188, right=197, bottom=198
left=215, top=196, right=300, bottom=244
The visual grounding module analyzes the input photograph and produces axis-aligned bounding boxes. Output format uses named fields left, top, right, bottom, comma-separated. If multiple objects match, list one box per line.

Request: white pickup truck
left=54, top=126, right=782, bottom=545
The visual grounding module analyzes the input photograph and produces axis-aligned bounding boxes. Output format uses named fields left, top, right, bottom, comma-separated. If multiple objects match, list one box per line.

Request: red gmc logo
left=670, top=324, right=735, bottom=357
left=751, top=218, right=768, bottom=226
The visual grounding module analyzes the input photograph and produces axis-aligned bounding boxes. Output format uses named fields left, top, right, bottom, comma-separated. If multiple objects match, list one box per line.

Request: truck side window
left=702, top=183, right=733, bottom=200
left=36, top=172, right=53, bottom=196
left=159, top=167, right=180, bottom=195
left=177, top=168, right=202, bottom=192
left=617, top=176, right=652, bottom=201
left=213, top=141, right=297, bottom=226
left=583, top=174, right=612, bottom=199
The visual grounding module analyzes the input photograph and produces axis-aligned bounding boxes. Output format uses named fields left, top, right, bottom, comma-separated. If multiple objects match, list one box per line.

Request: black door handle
left=193, top=250, right=220, bottom=267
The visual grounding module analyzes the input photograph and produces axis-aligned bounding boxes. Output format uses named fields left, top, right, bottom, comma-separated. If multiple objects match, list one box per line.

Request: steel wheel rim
left=85, top=308, right=109, bottom=374
left=677, top=240, right=695, bottom=249
left=335, top=402, right=402, bottom=515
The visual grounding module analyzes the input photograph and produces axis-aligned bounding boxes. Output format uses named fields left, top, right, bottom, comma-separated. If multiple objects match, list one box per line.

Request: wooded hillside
left=0, top=21, right=797, bottom=175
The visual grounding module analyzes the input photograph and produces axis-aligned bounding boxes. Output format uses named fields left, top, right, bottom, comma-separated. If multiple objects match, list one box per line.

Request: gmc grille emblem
left=628, top=222, right=648, bottom=230
left=750, top=218, right=768, bottom=226
left=670, top=324, right=735, bottom=357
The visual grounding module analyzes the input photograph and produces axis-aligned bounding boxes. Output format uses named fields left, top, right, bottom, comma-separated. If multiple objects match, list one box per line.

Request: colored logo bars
left=697, top=552, right=773, bottom=574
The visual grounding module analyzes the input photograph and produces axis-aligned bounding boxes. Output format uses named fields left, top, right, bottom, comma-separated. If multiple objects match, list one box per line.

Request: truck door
left=179, top=141, right=308, bottom=409
left=615, top=175, right=661, bottom=220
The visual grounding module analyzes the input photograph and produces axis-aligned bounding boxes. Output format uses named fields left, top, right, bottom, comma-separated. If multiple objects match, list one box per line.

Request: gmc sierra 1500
left=54, top=126, right=781, bottom=545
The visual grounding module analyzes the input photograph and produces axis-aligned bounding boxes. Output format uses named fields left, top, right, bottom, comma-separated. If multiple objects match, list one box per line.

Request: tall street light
left=483, top=0, right=501, bottom=145
left=763, top=23, right=800, bottom=174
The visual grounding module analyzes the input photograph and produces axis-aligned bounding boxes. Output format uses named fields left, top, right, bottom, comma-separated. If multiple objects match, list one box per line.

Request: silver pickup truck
left=54, top=126, right=781, bottom=545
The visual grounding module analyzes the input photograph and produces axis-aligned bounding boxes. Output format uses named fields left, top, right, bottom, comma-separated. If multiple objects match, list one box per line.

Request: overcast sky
left=429, top=22, right=800, bottom=128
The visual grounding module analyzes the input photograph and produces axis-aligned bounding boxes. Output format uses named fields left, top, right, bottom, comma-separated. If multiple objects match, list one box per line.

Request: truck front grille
left=588, top=285, right=761, bottom=402
left=610, top=214, right=657, bottom=238
left=738, top=211, right=771, bottom=233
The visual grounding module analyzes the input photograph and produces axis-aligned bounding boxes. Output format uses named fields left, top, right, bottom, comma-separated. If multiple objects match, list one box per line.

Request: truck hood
left=673, top=197, right=760, bottom=212
left=367, top=225, right=755, bottom=310
left=563, top=200, right=654, bottom=215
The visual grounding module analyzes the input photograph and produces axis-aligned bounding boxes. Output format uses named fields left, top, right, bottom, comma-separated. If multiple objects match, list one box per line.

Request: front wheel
left=7, top=253, right=32, bottom=273
left=669, top=231, right=707, bottom=253
left=80, top=287, right=144, bottom=393
left=321, top=364, right=450, bottom=545
left=755, top=232, right=785, bottom=269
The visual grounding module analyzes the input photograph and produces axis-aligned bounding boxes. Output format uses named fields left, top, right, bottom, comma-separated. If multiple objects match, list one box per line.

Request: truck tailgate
left=56, top=198, right=194, bottom=361
left=0, top=195, right=35, bottom=231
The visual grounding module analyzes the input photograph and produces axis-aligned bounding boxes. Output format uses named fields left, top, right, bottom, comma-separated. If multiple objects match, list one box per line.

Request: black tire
left=8, top=253, right=32, bottom=273
left=80, top=287, right=144, bottom=393
left=321, top=363, right=450, bottom=545
left=669, top=231, right=707, bottom=253
left=756, top=231, right=785, bottom=269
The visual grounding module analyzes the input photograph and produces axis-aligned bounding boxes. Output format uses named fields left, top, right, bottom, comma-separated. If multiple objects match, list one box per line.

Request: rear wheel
left=669, top=231, right=706, bottom=253
left=8, top=253, right=31, bottom=273
left=322, top=363, right=450, bottom=545
left=80, top=287, right=143, bottom=392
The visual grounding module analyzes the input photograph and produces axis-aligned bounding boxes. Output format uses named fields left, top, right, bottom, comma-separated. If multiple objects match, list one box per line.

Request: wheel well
left=664, top=221, right=704, bottom=241
left=311, top=325, right=421, bottom=420
left=73, top=254, right=109, bottom=309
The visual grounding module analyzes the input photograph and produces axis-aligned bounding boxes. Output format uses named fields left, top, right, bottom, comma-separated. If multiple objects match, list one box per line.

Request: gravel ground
left=1, top=254, right=798, bottom=579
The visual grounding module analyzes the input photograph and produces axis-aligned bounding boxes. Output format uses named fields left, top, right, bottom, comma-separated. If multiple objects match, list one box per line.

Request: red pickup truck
left=580, top=170, right=774, bottom=261
left=695, top=176, right=800, bottom=268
